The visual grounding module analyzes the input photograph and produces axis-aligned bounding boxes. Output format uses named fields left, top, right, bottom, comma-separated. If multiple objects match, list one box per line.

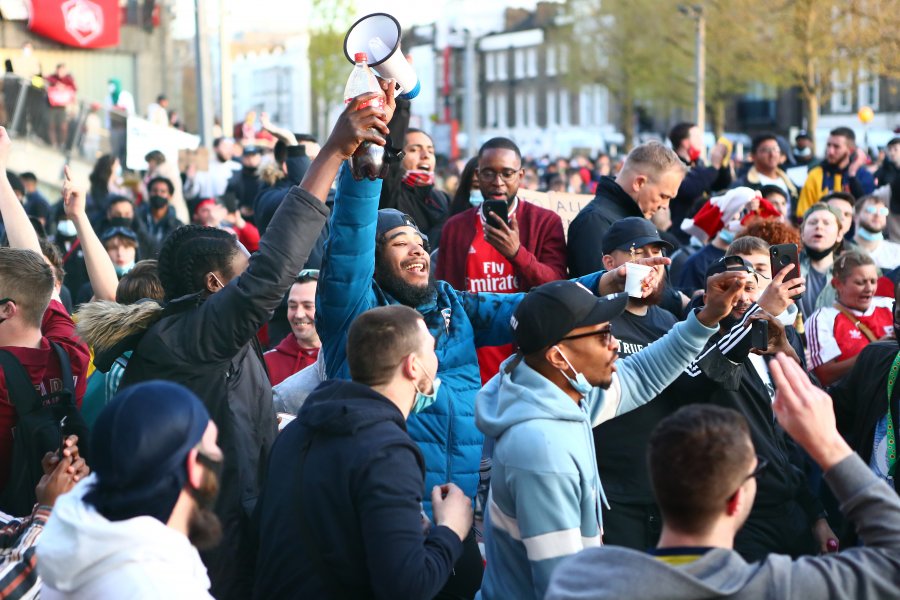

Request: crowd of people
left=0, top=70, right=897, bottom=600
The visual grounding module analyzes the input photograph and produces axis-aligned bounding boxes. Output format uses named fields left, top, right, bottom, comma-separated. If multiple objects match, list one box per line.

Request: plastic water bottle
left=344, top=52, right=387, bottom=181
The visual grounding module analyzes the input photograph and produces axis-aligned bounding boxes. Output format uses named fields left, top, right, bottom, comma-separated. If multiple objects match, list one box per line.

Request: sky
left=173, top=0, right=546, bottom=39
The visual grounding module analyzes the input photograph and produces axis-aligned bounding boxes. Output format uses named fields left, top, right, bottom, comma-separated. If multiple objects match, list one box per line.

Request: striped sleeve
left=0, top=505, right=51, bottom=600
left=806, top=308, right=841, bottom=369
left=684, top=304, right=760, bottom=379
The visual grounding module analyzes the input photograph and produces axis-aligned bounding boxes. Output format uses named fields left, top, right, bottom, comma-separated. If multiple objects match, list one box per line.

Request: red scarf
left=402, top=170, right=435, bottom=188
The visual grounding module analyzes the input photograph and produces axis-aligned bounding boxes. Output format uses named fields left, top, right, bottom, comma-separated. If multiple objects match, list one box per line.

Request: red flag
left=28, top=0, right=120, bottom=49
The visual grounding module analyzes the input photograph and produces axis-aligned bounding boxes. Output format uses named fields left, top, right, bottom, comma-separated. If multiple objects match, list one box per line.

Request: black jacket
left=254, top=379, right=463, bottom=600
left=115, top=186, right=329, bottom=598
left=567, top=176, right=643, bottom=276
left=671, top=305, right=824, bottom=522
left=831, top=340, right=900, bottom=497
left=136, top=203, right=184, bottom=256
left=380, top=98, right=449, bottom=248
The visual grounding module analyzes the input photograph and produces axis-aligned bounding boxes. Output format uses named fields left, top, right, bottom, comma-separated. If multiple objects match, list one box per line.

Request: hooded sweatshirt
left=38, top=475, right=212, bottom=599
left=545, top=454, right=900, bottom=600
left=475, top=310, right=717, bottom=600
left=254, top=379, right=462, bottom=599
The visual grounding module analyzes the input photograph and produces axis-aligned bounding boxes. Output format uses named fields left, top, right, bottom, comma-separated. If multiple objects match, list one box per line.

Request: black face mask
left=108, top=216, right=133, bottom=229
left=149, top=195, right=168, bottom=211
left=803, top=244, right=834, bottom=262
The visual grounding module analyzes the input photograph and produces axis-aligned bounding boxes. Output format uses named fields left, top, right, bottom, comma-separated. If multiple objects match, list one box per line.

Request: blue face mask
left=553, top=346, right=593, bottom=396
left=114, top=261, right=135, bottom=277
left=718, top=228, right=736, bottom=244
left=856, top=227, right=884, bottom=242
left=469, top=192, right=483, bottom=207
left=412, top=358, right=441, bottom=414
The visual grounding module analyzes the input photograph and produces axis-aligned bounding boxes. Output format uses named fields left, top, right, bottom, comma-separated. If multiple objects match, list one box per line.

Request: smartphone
left=769, top=243, right=802, bottom=300
left=751, top=319, right=768, bottom=351
left=482, top=200, right=509, bottom=226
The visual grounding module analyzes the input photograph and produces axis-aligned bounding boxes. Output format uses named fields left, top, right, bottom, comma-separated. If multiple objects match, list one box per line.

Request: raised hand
left=696, top=271, right=747, bottom=327
left=323, top=93, right=391, bottom=161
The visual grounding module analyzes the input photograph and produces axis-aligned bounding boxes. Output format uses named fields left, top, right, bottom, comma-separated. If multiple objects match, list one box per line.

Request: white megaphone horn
left=344, top=13, right=421, bottom=100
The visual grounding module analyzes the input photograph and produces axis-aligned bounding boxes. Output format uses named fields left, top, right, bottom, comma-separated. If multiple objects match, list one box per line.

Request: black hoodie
left=254, top=379, right=463, bottom=599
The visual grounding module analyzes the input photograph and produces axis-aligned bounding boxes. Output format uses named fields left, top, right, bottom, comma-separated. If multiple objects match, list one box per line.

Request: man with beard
left=317, top=84, right=669, bottom=596
left=37, top=381, right=224, bottom=598
left=592, top=217, right=683, bottom=550
left=851, top=195, right=900, bottom=270
left=475, top=274, right=745, bottom=600
left=437, top=137, right=567, bottom=383
left=671, top=255, right=839, bottom=561
left=796, top=127, right=876, bottom=218
left=381, top=97, right=450, bottom=247
left=184, top=137, right=241, bottom=201
left=264, top=270, right=320, bottom=385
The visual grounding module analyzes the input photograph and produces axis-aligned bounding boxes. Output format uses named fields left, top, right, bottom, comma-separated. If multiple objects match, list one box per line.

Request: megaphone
left=344, top=13, right=420, bottom=100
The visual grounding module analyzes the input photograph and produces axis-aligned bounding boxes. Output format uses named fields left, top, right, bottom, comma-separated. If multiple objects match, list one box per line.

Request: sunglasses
left=865, top=205, right=889, bottom=217
left=558, top=325, right=614, bottom=347
left=297, top=269, right=320, bottom=280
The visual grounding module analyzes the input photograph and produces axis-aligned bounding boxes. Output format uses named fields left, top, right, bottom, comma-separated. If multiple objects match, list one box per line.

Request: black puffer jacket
left=79, top=185, right=329, bottom=599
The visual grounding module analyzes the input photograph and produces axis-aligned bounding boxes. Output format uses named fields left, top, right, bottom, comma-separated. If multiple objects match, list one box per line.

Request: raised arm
left=0, top=127, right=40, bottom=255
left=62, top=166, right=118, bottom=301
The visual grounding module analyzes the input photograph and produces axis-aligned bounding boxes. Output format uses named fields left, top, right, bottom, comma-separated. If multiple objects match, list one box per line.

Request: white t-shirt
left=757, top=173, right=789, bottom=194
left=869, top=240, right=900, bottom=270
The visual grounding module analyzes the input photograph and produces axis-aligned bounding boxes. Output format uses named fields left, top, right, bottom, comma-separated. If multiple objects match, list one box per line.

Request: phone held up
left=482, top=200, right=509, bottom=227
left=769, top=243, right=802, bottom=300
left=750, top=319, right=769, bottom=351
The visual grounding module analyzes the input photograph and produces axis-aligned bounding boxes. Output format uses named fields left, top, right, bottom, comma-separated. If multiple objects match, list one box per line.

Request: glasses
left=477, top=168, right=521, bottom=182
left=756, top=147, right=781, bottom=155
left=558, top=326, right=614, bottom=347
left=865, top=205, right=890, bottom=217
left=728, top=455, right=768, bottom=500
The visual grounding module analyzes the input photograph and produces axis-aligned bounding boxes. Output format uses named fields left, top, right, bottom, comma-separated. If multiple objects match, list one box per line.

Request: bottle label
left=345, top=95, right=386, bottom=110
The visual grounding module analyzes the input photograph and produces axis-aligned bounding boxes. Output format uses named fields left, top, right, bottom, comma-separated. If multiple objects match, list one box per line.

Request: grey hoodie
left=545, top=454, right=900, bottom=600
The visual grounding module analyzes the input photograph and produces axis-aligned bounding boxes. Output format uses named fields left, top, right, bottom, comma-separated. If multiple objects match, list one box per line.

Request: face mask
left=402, top=170, right=435, bottom=188
left=803, top=244, right=834, bottom=261
left=552, top=346, right=593, bottom=396
left=108, top=83, right=116, bottom=94
left=856, top=227, right=884, bottom=242
left=412, top=358, right=441, bottom=414
left=114, top=261, right=135, bottom=277
left=688, top=146, right=702, bottom=163
left=469, top=192, right=483, bottom=207
left=149, top=195, right=168, bottom=210
left=57, top=219, right=77, bottom=238
left=795, top=147, right=812, bottom=157
left=114, top=164, right=123, bottom=178
left=718, top=228, right=736, bottom=244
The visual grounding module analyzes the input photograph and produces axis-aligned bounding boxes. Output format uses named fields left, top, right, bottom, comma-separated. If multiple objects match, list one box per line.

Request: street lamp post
left=679, top=4, right=705, bottom=137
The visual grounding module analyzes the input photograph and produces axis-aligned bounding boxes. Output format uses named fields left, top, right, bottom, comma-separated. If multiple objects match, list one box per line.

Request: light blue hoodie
left=475, top=310, right=717, bottom=600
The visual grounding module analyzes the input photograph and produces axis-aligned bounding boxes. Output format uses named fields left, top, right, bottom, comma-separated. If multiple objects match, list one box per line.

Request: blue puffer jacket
left=318, top=165, right=600, bottom=513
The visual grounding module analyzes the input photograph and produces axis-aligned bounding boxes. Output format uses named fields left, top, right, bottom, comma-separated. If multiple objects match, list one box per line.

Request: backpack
left=0, top=342, right=89, bottom=515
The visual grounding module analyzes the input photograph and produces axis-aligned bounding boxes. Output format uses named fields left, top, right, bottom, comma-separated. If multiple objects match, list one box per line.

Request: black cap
left=705, top=255, right=755, bottom=279
left=376, top=208, right=428, bottom=244
left=602, top=217, right=674, bottom=255
left=512, top=281, right=628, bottom=354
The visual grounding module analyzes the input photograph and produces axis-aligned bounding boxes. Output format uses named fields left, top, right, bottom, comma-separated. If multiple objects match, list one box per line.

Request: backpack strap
left=0, top=350, right=42, bottom=415
left=832, top=303, right=878, bottom=343
left=49, top=342, right=76, bottom=397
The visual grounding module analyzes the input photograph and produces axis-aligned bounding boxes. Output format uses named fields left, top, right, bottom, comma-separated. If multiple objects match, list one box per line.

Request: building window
left=527, top=90, right=538, bottom=126
left=486, top=92, right=497, bottom=127
left=594, top=85, right=608, bottom=126
left=526, top=48, right=538, bottom=78
left=485, top=52, right=496, bottom=82
left=546, top=89, right=557, bottom=126
left=859, top=70, right=880, bottom=110
left=496, top=51, right=507, bottom=81
left=515, top=91, right=525, bottom=127
left=546, top=46, right=557, bottom=76
left=514, top=49, right=525, bottom=79
left=579, top=86, right=593, bottom=126
left=497, top=92, right=508, bottom=128
left=559, top=44, right=569, bottom=75
left=560, top=89, right=570, bottom=126
left=830, top=70, right=852, bottom=113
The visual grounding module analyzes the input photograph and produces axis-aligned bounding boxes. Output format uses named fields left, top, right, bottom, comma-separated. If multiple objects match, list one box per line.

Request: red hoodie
left=263, top=334, right=319, bottom=386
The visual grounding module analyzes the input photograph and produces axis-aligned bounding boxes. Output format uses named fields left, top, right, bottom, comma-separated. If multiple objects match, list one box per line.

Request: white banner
left=126, top=116, right=200, bottom=171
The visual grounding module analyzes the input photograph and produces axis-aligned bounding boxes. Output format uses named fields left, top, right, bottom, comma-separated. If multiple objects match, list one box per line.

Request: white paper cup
left=624, top=262, right=653, bottom=298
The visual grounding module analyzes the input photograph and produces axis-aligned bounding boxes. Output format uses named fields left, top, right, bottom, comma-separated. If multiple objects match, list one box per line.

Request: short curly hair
left=737, top=217, right=800, bottom=247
